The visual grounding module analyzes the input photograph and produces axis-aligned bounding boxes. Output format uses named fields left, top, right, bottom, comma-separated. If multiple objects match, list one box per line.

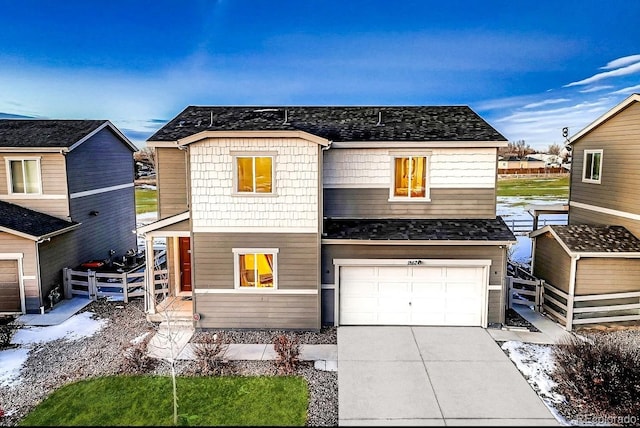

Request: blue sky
left=1, top=0, right=639, bottom=150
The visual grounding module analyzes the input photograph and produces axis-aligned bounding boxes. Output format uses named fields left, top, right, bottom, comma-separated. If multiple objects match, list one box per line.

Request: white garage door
left=339, top=264, right=487, bottom=326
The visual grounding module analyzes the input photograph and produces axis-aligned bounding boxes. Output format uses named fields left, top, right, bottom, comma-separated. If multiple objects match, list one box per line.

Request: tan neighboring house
left=139, top=106, right=516, bottom=330
left=531, top=93, right=640, bottom=330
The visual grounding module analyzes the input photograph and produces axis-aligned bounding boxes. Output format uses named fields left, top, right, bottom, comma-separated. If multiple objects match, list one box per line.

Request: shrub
left=192, top=332, right=230, bottom=376
left=120, top=334, right=158, bottom=374
left=273, top=334, right=300, bottom=375
left=552, top=332, right=640, bottom=422
left=0, top=325, right=13, bottom=349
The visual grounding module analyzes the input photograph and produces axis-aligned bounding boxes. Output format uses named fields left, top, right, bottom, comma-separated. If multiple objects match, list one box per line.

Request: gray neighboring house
left=0, top=120, right=138, bottom=314
left=140, top=106, right=516, bottom=330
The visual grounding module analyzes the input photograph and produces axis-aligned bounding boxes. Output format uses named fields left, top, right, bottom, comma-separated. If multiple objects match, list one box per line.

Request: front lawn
left=135, top=187, right=158, bottom=215
left=19, top=375, right=308, bottom=426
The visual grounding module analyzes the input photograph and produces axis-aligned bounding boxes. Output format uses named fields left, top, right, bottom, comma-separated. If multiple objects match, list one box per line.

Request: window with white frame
left=390, top=154, right=430, bottom=200
left=233, top=248, right=278, bottom=289
left=234, top=154, right=274, bottom=194
left=583, top=150, right=603, bottom=183
left=6, top=158, right=42, bottom=194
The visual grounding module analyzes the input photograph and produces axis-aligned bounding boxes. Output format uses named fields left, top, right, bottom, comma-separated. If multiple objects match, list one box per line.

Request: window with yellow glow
left=238, top=253, right=275, bottom=288
left=236, top=156, right=273, bottom=193
left=393, top=156, right=427, bottom=198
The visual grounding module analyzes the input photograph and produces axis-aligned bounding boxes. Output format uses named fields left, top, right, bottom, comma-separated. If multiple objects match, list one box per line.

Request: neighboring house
left=139, top=106, right=516, bottom=330
left=530, top=93, right=640, bottom=330
left=0, top=120, right=138, bottom=314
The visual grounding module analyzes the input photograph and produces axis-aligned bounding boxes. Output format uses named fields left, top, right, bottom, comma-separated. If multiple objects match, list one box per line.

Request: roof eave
left=569, top=93, right=640, bottom=144
left=321, top=239, right=516, bottom=246
left=68, top=121, right=138, bottom=152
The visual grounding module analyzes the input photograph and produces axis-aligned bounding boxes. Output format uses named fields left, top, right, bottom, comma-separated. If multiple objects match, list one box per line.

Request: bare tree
left=547, top=143, right=562, bottom=156
left=135, top=147, right=156, bottom=170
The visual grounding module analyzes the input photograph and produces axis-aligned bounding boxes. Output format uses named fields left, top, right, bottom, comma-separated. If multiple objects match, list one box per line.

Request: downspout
left=320, top=142, right=332, bottom=327
left=34, top=240, right=44, bottom=314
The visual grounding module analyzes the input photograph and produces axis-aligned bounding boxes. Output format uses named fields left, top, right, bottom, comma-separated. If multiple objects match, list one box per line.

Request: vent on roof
left=178, top=120, right=185, bottom=127
left=376, top=111, right=384, bottom=126
left=209, top=111, right=213, bottom=127
left=253, top=108, right=279, bottom=112
left=283, top=109, right=289, bottom=125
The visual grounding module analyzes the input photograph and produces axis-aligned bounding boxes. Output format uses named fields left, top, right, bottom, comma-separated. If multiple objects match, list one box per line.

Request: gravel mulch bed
left=191, top=326, right=337, bottom=345
left=0, top=299, right=337, bottom=427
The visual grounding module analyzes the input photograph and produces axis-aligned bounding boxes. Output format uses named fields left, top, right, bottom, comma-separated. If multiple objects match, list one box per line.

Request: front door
left=178, top=237, right=192, bottom=292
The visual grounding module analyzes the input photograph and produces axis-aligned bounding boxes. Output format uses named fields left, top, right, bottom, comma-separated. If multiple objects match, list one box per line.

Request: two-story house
left=139, top=106, right=516, bottom=330
left=0, top=120, right=138, bottom=315
left=530, top=93, right=640, bottom=330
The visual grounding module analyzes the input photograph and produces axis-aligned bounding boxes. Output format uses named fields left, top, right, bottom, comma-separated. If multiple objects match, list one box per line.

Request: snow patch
left=11, top=312, right=107, bottom=345
left=0, top=347, right=30, bottom=387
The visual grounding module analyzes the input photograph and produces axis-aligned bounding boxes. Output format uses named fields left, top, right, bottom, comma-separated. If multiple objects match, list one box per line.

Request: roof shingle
left=0, top=201, right=79, bottom=239
left=148, top=106, right=507, bottom=143
left=0, top=120, right=107, bottom=148
left=549, top=225, right=640, bottom=253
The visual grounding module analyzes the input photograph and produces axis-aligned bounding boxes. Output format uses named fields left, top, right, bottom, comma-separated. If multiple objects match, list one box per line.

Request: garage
left=338, top=260, right=489, bottom=326
left=0, top=259, right=21, bottom=313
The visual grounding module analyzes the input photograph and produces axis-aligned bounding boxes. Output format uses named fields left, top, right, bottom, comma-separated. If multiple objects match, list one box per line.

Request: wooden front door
left=178, top=237, right=192, bottom=292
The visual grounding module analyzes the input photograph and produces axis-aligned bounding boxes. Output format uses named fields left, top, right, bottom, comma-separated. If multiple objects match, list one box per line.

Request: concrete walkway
left=487, top=304, right=574, bottom=344
left=15, top=297, right=93, bottom=326
left=338, top=326, right=560, bottom=426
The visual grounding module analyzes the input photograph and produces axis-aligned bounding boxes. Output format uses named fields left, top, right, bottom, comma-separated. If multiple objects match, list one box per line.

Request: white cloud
left=600, top=54, right=640, bottom=70
left=610, top=84, right=640, bottom=95
left=523, top=98, right=570, bottom=109
left=578, top=85, right=613, bottom=93
left=565, top=59, right=640, bottom=87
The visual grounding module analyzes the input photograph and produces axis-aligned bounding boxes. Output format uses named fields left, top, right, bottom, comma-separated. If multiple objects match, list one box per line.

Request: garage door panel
left=340, top=264, right=486, bottom=327
left=0, top=259, right=21, bottom=313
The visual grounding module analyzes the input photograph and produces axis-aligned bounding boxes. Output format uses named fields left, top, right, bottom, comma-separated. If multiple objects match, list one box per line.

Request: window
left=583, top=150, right=603, bottom=183
left=391, top=155, right=429, bottom=199
left=233, top=249, right=278, bottom=289
left=235, top=155, right=273, bottom=193
left=7, top=158, right=41, bottom=194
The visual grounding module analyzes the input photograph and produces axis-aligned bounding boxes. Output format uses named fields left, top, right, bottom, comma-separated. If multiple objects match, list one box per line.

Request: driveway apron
left=338, top=326, right=559, bottom=426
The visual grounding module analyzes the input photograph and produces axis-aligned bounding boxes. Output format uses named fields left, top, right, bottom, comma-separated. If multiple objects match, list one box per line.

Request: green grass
left=19, top=375, right=309, bottom=426
left=135, top=187, right=158, bottom=215
left=497, top=176, right=569, bottom=198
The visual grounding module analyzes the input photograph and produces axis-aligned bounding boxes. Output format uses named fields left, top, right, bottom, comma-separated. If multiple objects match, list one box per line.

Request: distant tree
left=135, top=147, right=156, bottom=170
left=547, top=143, right=562, bottom=156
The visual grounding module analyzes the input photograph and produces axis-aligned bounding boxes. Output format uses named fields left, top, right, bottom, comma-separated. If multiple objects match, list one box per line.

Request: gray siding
left=324, top=187, right=496, bottom=218
left=570, top=206, right=640, bottom=238
left=156, top=148, right=188, bottom=219
left=38, top=187, right=137, bottom=302
left=192, top=232, right=320, bottom=329
left=322, top=243, right=507, bottom=324
left=569, top=101, right=640, bottom=228
left=195, top=293, right=318, bottom=329
left=193, top=233, right=319, bottom=290
left=575, top=258, right=640, bottom=295
left=532, top=232, right=571, bottom=293
left=66, top=127, right=135, bottom=193
left=321, top=288, right=334, bottom=326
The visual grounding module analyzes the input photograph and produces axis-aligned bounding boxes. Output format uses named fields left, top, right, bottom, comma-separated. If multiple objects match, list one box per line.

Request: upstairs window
left=583, top=150, right=603, bottom=184
left=235, top=155, right=273, bottom=194
left=7, top=158, right=41, bottom=194
left=391, top=155, right=429, bottom=199
left=233, top=249, right=278, bottom=289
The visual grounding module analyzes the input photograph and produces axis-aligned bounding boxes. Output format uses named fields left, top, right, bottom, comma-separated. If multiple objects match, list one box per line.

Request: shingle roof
left=0, top=201, right=79, bottom=239
left=548, top=225, right=640, bottom=253
left=0, top=120, right=107, bottom=148
left=148, top=106, right=507, bottom=143
left=323, top=218, right=516, bottom=242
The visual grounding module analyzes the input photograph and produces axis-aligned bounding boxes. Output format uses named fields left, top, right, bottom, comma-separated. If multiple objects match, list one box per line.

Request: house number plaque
left=408, top=260, right=423, bottom=265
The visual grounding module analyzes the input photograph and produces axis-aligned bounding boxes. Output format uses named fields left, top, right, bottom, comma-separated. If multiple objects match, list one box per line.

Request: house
left=0, top=120, right=138, bottom=314
left=530, top=93, right=640, bottom=330
left=139, top=106, right=516, bottom=330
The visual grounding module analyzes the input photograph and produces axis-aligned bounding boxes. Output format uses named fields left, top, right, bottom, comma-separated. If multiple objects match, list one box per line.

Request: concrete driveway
left=338, top=326, right=560, bottom=426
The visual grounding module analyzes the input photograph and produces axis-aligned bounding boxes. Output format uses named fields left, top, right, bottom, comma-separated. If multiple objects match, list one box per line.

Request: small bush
left=273, top=334, right=300, bottom=375
left=120, top=334, right=158, bottom=374
left=552, top=332, right=640, bottom=422
left=192, top=332, right=230, bottom=376
left=0, top=325, right=13, bottom=349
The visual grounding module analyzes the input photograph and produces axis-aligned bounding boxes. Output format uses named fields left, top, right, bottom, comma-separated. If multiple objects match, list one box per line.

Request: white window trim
left=231, top=152, right=277, bottom=196
left=5, top=157, right=43, bottom=195
left=232, top=248, right=279, bottom=291
left=388, top=152, right=431, bottom=202
left=582, top=149, right=603, bottom=184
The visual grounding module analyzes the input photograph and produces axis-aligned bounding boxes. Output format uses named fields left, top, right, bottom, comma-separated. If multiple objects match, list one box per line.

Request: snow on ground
left=0, top=312, right=106, bottom=387
left=501, top=341, right=570, bottom=425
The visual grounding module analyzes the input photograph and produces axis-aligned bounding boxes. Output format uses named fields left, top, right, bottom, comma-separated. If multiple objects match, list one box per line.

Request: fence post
left=535, top=280, right=542, bottom=311
left=88, top=270, right=97, bottom=300
left=63, top=268, right=71, bottom=299
left=122, top=272, right=129, bottom=303
left=507, top=276, right=513, bottom=309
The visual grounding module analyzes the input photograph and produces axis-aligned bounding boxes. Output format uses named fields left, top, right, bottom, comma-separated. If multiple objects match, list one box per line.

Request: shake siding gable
left=190, top=138, right=319, bottom=232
